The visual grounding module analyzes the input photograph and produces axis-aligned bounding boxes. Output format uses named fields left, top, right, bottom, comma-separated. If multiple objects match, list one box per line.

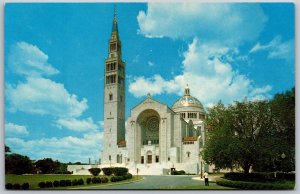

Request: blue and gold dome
left=172, top=86, right=204, bottom=113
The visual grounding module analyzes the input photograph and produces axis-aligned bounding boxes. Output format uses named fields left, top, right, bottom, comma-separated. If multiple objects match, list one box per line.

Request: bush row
left=216, top=178, right=294, bottom=190
left=110, top=173, right=133, bottom=182
left=224, top=172, right=295, bottom=182
left=101, top=167, right=128, bottom=176
left=171, top=170, right=186, bottom=175
left=38, top=179, right=84, bottom=188
left=5, top=183, right=29, bottom=190
left=86, top=177, right=109, bottom=184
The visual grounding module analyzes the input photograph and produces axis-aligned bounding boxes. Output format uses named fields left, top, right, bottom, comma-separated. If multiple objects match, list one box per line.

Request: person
left=203, top=171, right=209, bottom=186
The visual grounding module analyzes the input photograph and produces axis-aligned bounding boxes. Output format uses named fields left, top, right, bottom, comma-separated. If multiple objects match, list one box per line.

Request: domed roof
left=172, top=86, right=204, bottom=112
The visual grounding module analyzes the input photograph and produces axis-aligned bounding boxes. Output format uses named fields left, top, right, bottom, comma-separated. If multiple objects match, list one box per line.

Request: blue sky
left=4, top=3, right=294, bottom=163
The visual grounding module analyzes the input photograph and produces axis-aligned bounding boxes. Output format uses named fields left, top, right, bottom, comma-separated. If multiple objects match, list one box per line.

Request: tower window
left=120, top=95, right=123, bottom=102
left=109, top=94, right=113, bottom=101
left=110, top=43, right=116, bottom=51
left=187, top=151, right=191, bottom=158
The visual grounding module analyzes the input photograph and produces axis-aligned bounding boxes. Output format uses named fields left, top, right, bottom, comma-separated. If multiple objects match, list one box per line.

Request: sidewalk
left=191, top=174, right=222, bottom=182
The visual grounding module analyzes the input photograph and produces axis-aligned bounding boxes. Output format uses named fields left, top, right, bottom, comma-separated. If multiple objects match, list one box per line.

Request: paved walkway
left=85, top=175, right=216, bottom=190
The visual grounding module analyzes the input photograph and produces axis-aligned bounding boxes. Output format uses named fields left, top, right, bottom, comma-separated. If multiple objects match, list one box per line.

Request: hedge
left=111, top=173, right=133, bottom=182
left=224, top=172, right=295, bottom=182
left=171, top=170, right=186, bottom=175
left=89, top=168, right=101, bottom=176
left=102, top=167, right=114, bottom=176
left=6, top=183, right=30, bottom=190
left=5, top=183, right=13, bottom=189
left=86, top=178, right=92, bottom=184
left=114, top=167, right=129, bottom=176
left=216, top=178, right=294, bottom=190
left=53, top=180, right=60, bottom=187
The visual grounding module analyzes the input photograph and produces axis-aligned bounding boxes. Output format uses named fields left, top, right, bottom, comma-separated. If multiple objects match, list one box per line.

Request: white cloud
left=55, top=117, right=98, bottom=132
left=250, top=36, right=294, bottom=63
left=5, top=122, right=29, bottom=136
left=148, top=61, right=154, bottom=67
left=137, top=3, right=267, bottom=45
left=129, top=74, right=179, bottom=98
left=6, top=131, right=104, bottom=163
left=6, top=77, right=88, bottom=118
left=8, top=41, right=59, bottom=77
left=129, top=38, right=272, bottom=106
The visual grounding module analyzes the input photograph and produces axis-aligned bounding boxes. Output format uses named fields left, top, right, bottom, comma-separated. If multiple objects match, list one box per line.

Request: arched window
left=109, top=93, right=113, bottom=101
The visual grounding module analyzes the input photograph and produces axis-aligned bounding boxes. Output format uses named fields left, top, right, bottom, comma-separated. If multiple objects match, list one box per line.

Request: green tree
left=5, top=145, right=11, bottom=153
left=203, top=99, right=278, bottom=174
left=271, top=87, right=295, bottom=172
left=35, top=158, right=60, bottom=174
left=5, top=153, right=35, bottom=174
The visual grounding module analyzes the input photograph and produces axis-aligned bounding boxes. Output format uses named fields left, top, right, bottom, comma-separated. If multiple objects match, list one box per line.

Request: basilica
left=69, top=9, right=209, bottom=175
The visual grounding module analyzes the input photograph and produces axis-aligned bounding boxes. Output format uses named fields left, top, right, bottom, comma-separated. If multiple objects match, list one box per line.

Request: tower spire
left=112, top=4, right=118, bottom=34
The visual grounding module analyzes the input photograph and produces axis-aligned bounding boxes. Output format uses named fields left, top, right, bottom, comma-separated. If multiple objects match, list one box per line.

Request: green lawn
left=5, top=174, right=141, bottom=189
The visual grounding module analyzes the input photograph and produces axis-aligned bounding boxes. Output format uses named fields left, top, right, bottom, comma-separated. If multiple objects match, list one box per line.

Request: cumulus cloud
left=6, top=77, right=88, bottom=118
left=129, top=74, right=179, bottom=98
left=55, top=117, right=98, bottom=132
left=129, top=38, right=272, bottom=106
left=6, top=131, right=104, bottom=163
left=8, top=41, right=59, bottom=77
left=137, top=3, right=267, bottom=45
left=250, top=36, right=294, bottom=63
left=5, top=122, right=29, bottom=136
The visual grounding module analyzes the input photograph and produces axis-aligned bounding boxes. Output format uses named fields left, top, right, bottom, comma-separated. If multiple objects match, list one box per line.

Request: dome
left=172, top=86, right=205, bottom=113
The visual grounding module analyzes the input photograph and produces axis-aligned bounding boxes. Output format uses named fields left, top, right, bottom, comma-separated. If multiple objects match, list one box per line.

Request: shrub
left=5, top=183, right=13, bottom=190
left=38, top=182, right=46, bottom=188
left=86, top=178, right=92, bottom=184
left=110, top=176, right=116, bottom=182
left=78, top=178, right=84, bottom=185
left=92, top=177, right=101, bottom=184
left=125, top=173, right=133, bottom=179
left=21, top=182, right=30, bottom=190
left=53, top=180, right=59, bottom=187
left=101, top=177, right=109, bottom=183
left=45, top=181, right=53, bottom=188
left=216, top=178, right=294, bottom=190
left=102, top=167, right=114, bottom=176
left=171, top=170, right=186, bottom=175
left=59, top=180, right=66, bottom=187
left=114, top=167, right=129, bottom=176
left=13, top=183, right=21, bottom=189
left=66, top=180, right=72, bottom=186
left=72, top=179, right=78, bottom=186
left=89, top=168, right=101, bottom=176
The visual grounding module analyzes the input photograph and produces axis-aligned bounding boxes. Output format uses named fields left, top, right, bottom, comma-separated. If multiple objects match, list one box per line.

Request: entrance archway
left=147, top=151, right=152, bottom=164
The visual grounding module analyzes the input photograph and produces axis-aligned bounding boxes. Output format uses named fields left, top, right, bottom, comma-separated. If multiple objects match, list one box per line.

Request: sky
left=4, top=2, right=294, bottom=163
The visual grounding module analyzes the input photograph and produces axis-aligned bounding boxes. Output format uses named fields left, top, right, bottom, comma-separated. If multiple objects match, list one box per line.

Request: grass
left=5, top=174, right=141, bottom=189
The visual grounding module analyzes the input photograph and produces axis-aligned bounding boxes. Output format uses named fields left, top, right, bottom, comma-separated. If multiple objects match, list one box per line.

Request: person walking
left=203, top=171, right=209, bottom=186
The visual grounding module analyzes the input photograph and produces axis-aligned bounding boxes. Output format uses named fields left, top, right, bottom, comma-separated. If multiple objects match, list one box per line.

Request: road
left=84, top=175, right=215, bottom=190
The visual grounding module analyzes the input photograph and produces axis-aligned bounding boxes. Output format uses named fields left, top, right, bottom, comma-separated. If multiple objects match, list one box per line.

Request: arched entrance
left=136, top=109, right=160, bottom=164
left=147, top=151, right=152, bottom=164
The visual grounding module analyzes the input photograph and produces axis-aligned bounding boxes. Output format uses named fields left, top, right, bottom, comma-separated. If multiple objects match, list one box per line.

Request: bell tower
left=102, top=6, right=126, bottom=164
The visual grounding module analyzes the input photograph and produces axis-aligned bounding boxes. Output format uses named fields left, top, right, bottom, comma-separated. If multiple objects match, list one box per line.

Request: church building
left=68, top=8, right=208, bottom=175
left=99, top=9, right=208, bottom=175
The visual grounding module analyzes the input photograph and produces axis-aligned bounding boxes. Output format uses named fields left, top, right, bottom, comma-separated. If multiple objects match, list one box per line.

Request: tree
left=35, top=158, right=60, bottom=174
left=203, top=99, right=278, bottom=174
left=5, top=145, right=11, bottom=153
left=270, top=87, right=295, bottom=172
left=5, top=153, right=35, bottom=174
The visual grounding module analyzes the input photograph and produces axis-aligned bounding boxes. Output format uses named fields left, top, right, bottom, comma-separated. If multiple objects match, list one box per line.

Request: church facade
left=100, top=10, right=208, bottom=175
left=68, top=9, right=209, bottom=175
